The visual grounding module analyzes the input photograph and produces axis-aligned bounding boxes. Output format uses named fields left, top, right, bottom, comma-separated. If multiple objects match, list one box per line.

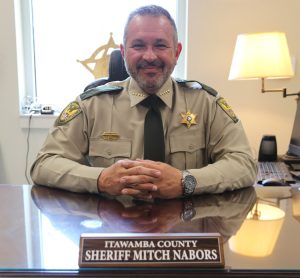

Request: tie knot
left=142, top=95, right=162, bottom=109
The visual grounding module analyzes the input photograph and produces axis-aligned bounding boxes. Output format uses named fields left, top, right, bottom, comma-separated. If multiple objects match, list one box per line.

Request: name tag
left=79, top=233, right=224, bottom=268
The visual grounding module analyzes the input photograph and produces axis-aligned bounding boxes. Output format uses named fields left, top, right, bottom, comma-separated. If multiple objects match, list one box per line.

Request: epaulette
left=80, top=85, right=123, bottom=100
left=175, top=78, right=218, bottom=97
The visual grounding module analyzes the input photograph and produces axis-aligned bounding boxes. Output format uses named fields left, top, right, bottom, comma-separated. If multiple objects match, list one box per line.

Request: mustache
left=137, top=60, right=164, bottom=69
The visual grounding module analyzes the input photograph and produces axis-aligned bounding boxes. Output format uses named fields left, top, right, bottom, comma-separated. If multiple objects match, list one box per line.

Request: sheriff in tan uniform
left=30, top=77, right=257, bottom=195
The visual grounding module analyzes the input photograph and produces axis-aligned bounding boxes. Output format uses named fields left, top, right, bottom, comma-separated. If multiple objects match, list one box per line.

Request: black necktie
left=142, top=95, right=165, bottom=162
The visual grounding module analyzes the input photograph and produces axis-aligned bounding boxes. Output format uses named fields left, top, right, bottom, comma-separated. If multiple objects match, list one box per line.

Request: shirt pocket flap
left=170, top=133, right=204, bottom=153
left=89, top=139, right=131, bottom=159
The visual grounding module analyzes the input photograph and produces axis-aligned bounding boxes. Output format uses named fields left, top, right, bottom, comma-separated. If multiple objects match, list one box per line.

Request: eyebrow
left=130, top=38, right=170, bottom=44
left=131, top=39, right=144, bottom=44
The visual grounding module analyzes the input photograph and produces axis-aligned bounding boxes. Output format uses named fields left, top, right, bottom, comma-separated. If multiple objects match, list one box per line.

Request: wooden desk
left=0, top=184, right=300, bottom=277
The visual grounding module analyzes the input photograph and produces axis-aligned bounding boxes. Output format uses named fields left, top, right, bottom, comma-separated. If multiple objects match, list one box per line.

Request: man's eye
left=132, top=44, right=144, bottom=49
left=156, top=44, right=168, bottom=49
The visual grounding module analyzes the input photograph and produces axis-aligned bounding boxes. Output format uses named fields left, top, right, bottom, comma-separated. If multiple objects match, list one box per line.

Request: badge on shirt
left=56, top=101, right=82, bottom=126
left=180, top=111, right=197, bottom=128
left=101, top=132, right=120, bottom=141
left=217, top=97, right=239, bottom=123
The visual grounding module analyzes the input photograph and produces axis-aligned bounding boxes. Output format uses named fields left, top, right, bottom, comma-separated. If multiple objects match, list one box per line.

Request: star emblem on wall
left=180, top=111, right=197, bottom=128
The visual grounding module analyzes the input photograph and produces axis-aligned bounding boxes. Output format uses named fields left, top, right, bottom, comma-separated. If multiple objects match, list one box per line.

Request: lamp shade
left=229, top=32, right=294, bottom=80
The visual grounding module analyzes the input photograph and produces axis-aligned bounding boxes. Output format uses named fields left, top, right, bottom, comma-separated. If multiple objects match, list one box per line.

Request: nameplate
left=79, top=233, right=224, bottom=268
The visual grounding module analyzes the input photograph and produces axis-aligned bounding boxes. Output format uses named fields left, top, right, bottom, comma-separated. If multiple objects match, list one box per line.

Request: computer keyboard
left=257, top=161, right=295, bottom=184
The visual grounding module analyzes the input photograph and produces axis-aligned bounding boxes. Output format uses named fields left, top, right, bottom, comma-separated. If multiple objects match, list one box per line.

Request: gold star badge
left=180, top=111, right=197, bottom=128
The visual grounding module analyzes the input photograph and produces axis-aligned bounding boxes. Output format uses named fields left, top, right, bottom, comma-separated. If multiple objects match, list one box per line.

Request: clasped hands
left=97, top=159, right=182, bottom=200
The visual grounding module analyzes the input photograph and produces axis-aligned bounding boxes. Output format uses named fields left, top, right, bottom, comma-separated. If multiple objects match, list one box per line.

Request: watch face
left=184, top=174, right=196, bottom=196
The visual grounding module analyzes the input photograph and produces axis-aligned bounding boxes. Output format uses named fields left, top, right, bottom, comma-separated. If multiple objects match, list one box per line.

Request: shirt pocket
left=169, top=132, right=206, bottom=170
left=89, top=138, right=131, bottom=167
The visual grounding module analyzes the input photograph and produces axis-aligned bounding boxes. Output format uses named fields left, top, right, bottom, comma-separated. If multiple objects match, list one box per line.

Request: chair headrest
left=83, top=49, right=129, bottom=92
left=108, top=49, right=129, bottom=82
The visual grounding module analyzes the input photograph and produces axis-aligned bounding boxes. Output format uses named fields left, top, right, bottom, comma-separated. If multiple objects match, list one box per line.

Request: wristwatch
left=181, top=170, right=197, bottom=197
left=181, top=199, right=196, bottom=222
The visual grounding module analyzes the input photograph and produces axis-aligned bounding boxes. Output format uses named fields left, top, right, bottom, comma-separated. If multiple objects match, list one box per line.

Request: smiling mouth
left=141, top=66, right=161, bottom=72
left=138, top=60, right=164, bottom=70
left=141, top=69, right=162, bottom=78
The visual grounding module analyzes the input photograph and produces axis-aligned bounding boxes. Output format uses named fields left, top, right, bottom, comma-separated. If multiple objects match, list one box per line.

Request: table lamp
left=229, top=32, right=299, bottom=97
left=229, top=200, right=285, bottom=257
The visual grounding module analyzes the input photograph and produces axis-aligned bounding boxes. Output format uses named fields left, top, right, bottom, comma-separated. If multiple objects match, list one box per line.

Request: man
left=31, top=5, right=257, bottom=200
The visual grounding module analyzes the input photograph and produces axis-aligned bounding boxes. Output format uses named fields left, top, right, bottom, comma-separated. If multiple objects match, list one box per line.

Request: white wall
left=0, top=0, right=299, bottom=184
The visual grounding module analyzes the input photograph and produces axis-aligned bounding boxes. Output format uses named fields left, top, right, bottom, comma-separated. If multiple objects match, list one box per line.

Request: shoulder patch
left=217, top=97, right=239, bottom=123
left=80, top=85, right=123, bottom=100
left=175, top=78, right=218, bottom=96
left=55, top=101, right=82, bottom=126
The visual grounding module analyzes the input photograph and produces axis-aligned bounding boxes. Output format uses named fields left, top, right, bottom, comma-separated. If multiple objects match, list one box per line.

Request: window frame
left=15, top=0, right=187, bottom=121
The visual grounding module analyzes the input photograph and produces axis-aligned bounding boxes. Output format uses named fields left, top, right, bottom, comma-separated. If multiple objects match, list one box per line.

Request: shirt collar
left=128, top=78, right=173, bottom=109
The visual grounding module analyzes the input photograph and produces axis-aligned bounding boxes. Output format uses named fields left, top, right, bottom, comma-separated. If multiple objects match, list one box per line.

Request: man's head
left=121, top=5, right=182, bottom=94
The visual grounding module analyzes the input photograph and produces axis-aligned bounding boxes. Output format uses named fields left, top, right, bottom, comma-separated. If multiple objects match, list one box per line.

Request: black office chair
left=83, top=49, right=129, bottom=92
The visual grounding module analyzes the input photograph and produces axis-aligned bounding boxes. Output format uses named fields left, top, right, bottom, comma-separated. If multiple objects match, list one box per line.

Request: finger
left=120, top=159, right=161, bottom=170
left=121, top=180, right=158, bottom=192
left=131, top=183, right=158, bottom=192
left=120, top=172, right=154, bottom=184
left=118, top=160, right=138, bottom=169
left=135, top=159, right=162, bottom=167
left=120, top=169, right=161, bottom=185
left=116, top=159, right=136, bottom=169
left=121, top=188, right=153, bottom=200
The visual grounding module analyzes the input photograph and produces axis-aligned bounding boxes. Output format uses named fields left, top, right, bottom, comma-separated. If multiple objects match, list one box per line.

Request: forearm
left=31, top=154, right=103, bottom=194
left=190, top=152, right=257, bottom=194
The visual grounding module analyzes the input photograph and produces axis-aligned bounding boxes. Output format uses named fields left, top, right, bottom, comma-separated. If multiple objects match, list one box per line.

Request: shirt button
left=107, top=150, right=112, bottom=156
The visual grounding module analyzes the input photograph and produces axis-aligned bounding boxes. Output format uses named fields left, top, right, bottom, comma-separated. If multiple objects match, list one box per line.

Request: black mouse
left=261, top=178, right=290, bottom=186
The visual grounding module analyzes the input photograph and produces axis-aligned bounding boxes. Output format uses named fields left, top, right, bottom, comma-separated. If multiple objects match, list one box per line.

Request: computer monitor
left=287, top=98, right=300, bottom=157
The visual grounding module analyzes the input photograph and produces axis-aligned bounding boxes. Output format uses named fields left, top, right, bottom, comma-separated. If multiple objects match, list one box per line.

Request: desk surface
left=0, top=184, right=300, bottom=277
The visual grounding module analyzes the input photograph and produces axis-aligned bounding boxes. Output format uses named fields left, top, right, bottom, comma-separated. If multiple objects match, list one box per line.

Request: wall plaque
left=79, top=233, right=224, bottom=268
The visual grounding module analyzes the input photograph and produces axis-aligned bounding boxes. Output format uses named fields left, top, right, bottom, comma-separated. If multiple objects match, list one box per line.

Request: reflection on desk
left=31, top=185, right=256, bottom=241
left=0, top=184, right=300, bottom=277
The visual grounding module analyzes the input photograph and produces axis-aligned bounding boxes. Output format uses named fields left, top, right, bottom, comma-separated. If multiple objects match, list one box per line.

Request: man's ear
left=120, top=44, right=125, bottom=58
left=175, top=42, right=182, bottom=60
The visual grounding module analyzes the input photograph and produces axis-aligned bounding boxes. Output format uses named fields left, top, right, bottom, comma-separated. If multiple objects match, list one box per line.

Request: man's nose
left=142, top=47, right=157, bottom=61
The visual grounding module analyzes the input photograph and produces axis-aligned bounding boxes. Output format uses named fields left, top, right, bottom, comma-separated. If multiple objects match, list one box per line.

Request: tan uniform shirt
left=30, top=77, right=257, bottom=194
